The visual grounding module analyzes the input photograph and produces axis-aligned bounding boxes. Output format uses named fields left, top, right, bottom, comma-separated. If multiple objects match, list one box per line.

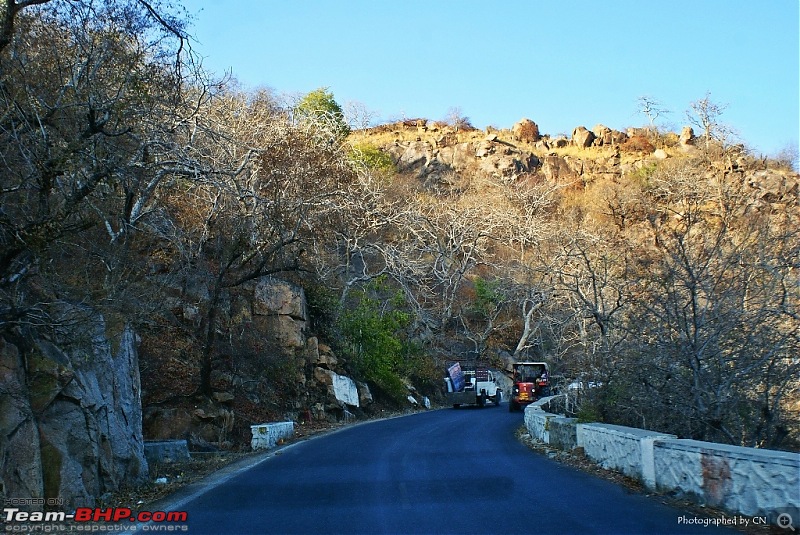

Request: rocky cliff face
left=141, top=277, right=375, bottom=449
left=0, top=310, right=147, bottom=509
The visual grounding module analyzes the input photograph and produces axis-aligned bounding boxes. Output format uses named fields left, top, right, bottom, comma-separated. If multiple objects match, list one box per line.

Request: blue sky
left=179, top=0, right=799, bottom=156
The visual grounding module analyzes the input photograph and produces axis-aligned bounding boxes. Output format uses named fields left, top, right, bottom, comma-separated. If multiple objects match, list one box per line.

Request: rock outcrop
left=252, top=278, right=308, bottom=348
left=0, top=311, right=147, bottom=509
left=387, top=137, right=539, bottom=184
left=314, top=367, right=360, bottom=407
left=679, top=126, right=695, bottom=146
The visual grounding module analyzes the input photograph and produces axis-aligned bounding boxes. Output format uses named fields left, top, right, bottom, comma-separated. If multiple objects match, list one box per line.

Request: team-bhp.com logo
left=4, top=507, right=188, bottom=531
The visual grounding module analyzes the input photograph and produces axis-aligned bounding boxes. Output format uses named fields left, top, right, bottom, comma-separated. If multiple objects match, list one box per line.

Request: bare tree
left=553, top=232, right=629, bottom=363
left=407, top=202, right=497, bottom=331
left=0, top=0, right=203, bottom=339
left=343, top=100, right=378, bottom=131
left=622, top=162, right=799, bottom=445
left=443, top=106, right=472, bottom=132
left=159, top=98, right=356, bottom=394
left=686, top=91, right=731, bottom=149
left=637, top=95, right=670, bottom=133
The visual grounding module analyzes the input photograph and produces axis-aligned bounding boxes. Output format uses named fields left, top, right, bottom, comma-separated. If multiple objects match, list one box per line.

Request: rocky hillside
left=354, top=117, right=797, bottom=202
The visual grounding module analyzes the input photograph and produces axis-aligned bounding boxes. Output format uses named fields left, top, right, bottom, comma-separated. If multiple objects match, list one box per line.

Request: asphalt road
left=175, top=404, right=737, bottom=534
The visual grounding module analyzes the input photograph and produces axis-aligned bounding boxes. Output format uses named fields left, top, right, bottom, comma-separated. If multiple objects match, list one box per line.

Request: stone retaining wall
left=523, top=398, right=800, bottom=526
left=144, top=440, right=190, bottom=465
left=144, top=440, right=189, bottom=464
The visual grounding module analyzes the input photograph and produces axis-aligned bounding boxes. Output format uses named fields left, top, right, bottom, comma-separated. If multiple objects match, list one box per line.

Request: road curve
left=176, top=405, right=735, bottom=534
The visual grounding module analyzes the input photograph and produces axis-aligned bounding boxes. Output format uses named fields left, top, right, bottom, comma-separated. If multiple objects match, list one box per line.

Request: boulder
left=747, top=170, right=800, bottom=204
left=437, top=142, right=475, bottom=170
left=253, top=315, right=306, bottom=348
left=250, top=278, right=308, bottom=349
left=512, top=118, right=541, bottom=143
left=611, top=129, right=629, bottom=145
left=308, top=338, right=338, bottom=368
left=627, top=127, right=649, bottom=138
left=356, top=381, right=373, bottom=406
left=592, top=124, right=613, bottom=145
left=572, top=126, right=596, bottom=148
left=479, top=152, right=539, bottom=180
left=541, top=154, right=580, bottom=183
left=143, top=406, right=194, bottom=440
left=679, top=126, right=695, bottom=146
left=475, top=141, right=495, bottom=158
left=394, top=141, right=431, bottom=171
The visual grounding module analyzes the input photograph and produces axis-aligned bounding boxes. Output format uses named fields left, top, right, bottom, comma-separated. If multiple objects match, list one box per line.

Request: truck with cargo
left=444, top=362, right=503, bottom=408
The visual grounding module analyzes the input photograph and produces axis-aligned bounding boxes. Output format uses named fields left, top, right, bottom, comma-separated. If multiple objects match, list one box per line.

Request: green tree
left=339, top=279, right=411, bottom=402
left=295, top=87, right=350, bottom=139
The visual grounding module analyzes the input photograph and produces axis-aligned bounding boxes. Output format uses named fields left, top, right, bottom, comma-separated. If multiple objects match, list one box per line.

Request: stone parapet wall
left=523, top=400, right=800, bottom=526
left=250, top=421, right=294, bottom=451
left=653, top=439, right=799, bottom=519
left=578, top=423, right=676, bottom=485
left=549, top=417, right=578, bottom=451
left=524, top=407, right=559, bottom=444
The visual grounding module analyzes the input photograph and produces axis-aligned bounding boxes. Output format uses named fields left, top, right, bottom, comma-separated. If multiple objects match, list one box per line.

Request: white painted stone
left=314, top=369, right=360, bottom=407
left=330, top=373, right=359, bottom=407
left=250, top=421, right=294, bottom=451
left=640, top=437, right=660, bottom=490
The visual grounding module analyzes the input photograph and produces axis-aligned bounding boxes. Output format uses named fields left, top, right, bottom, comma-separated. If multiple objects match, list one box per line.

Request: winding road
left=170, top=405, right=736, bottom=534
